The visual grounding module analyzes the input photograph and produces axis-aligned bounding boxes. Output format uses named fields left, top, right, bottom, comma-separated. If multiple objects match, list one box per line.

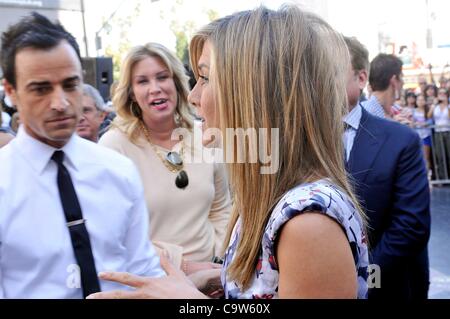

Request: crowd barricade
left=419, top=124, right=450, bottom=185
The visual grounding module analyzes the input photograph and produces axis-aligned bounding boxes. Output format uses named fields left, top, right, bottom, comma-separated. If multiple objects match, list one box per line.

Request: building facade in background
left=0, top=0, right=87, bottom=57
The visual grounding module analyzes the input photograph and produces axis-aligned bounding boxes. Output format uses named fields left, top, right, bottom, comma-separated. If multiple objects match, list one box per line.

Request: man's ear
left=99, top=111, right=106, bottom=122
left=358, top=70, right=368, bottom=91
left=2, top=79, right=18, bottom=107
left=389, top=74, right=397, bottom=87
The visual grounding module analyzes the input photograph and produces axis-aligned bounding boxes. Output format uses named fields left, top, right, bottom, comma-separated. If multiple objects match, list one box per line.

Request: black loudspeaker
left=81, top=57, right=113, bottom=102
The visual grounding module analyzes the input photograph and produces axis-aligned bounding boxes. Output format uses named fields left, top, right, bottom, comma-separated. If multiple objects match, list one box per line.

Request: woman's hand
left=182, top=259, right=222, bottom=275
left=393, top=112, right=413, bottom=126
left=86, top=255, right=208, bottom=299
left=188, top=268, right=224, bottom=298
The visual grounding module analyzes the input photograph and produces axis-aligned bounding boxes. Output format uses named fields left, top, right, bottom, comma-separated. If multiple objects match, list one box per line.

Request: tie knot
left=344, top=123, right=351, bottom=131
left=51, top=150, right=65, bottom=165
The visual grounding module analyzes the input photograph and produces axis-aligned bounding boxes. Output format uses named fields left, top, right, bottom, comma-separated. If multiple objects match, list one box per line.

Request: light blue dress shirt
left=362, top=95, right=386, bottom=119
left=0, top=127, right=164, bottom=298
left=343, top=103, right=362, bottom=162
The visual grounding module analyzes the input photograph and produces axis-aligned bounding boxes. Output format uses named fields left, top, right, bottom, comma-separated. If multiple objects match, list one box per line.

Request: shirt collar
left=344, top=103, right=362, bottom=130
left=14, top=125, right=82, bottom=175
left=368, top=94, right=387, bottom=118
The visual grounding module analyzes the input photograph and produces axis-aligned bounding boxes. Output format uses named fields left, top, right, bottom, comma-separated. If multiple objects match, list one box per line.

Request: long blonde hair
left=112, top=42, right=194, bottom=143
left=191, top=5, right=367, bottom=290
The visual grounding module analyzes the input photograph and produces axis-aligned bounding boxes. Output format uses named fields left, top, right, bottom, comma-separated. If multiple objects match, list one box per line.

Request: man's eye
left=64, top=83, right=78, bottom=91
left=33, top=87, right=51, bottom=95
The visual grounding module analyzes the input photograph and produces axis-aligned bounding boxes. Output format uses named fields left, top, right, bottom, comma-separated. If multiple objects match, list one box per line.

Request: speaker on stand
left=81, top=57, right=113, bottom=102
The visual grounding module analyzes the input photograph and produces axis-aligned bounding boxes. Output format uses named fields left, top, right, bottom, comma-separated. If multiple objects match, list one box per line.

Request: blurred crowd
left=381, top=74, right=450, bottom=182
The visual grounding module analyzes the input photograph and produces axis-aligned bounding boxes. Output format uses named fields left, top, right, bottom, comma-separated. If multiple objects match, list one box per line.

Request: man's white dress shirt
left=0, top=127, right=164, bottom=298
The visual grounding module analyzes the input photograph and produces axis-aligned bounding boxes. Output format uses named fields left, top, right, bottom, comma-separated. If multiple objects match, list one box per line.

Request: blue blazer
left=347, top=107, right=431, bottom=300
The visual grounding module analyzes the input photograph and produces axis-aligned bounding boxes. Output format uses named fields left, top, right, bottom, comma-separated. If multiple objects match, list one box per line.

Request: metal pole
left=425, top=0, right=433, bottom=49
left=81, top=0, right=89, bottom=57
left=431, top=128, right=439, bottom=182
left=94, top=0, right=128, bottom=57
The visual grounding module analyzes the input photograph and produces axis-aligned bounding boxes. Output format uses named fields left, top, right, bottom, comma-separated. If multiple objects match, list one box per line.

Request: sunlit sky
left=82, top=0, right=450, bottom=68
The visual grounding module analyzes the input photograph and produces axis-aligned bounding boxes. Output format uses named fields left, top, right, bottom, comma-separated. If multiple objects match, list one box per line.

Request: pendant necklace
left=140, top=122, right=189, bottom=189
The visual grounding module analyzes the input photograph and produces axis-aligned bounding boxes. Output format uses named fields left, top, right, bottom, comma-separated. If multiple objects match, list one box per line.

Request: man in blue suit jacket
left=344, top=37, right=430, bottom=300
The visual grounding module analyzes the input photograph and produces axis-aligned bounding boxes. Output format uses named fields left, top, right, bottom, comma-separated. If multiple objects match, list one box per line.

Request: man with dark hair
left=344, top=36, right=369, bottom=110
left=1, top=12, right=81, bottom=89
left=344, top=37, right=430, bottom=300
left=363, top=53, right=404, bottom=119
left=0, top=12, right=163, bottom=298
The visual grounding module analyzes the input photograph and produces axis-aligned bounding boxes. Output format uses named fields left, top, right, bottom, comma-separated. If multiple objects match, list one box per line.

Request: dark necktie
left=51, top=150, right=100, bottom=298
left=343, top=123, right=351, bottom=168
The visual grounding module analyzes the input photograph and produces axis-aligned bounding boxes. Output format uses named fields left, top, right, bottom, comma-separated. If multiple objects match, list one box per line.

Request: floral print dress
left=221, top=179, right=369, bottom=299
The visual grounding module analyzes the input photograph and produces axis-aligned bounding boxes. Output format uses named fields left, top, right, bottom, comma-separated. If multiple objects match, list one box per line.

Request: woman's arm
left=427, top=104, right=435, bottom=120
left=87, top=255, right=209, bottom=299
left=276, top=212, right=357, bottom=298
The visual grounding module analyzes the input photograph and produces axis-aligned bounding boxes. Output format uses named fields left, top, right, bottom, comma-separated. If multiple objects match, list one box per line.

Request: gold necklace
left=140, top=122, right=189, bottom=189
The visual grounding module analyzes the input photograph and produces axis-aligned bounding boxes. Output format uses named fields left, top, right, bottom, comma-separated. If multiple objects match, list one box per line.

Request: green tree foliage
left=103, top=0, right=220, bottom=80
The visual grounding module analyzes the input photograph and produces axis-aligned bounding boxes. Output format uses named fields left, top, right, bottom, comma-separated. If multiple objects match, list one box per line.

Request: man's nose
left=50, top=88, right=69, bottom=112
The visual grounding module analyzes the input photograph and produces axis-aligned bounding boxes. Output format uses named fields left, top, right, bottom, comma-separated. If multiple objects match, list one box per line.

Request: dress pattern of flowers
left=221, top=179, right=369, bottom=299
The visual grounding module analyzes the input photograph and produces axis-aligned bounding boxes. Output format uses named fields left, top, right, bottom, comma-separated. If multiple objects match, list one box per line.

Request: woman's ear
left=128, top=87, right=136, bottom=102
